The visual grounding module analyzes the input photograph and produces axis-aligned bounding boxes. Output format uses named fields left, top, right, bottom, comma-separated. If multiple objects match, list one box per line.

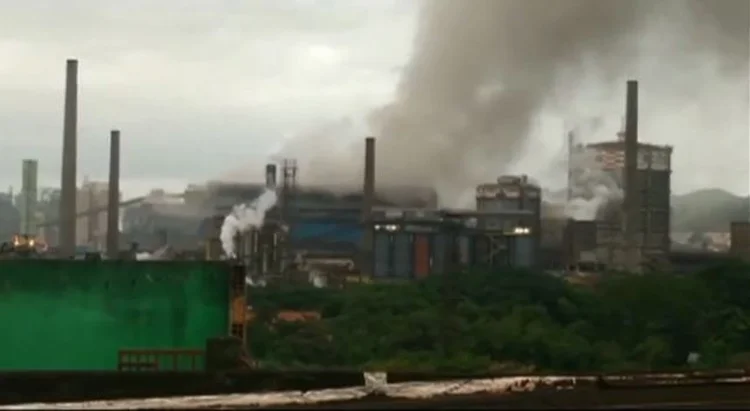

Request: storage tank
left=369, top=207, right=538, bottom=278
left=370, top=209, right=454, bottom=279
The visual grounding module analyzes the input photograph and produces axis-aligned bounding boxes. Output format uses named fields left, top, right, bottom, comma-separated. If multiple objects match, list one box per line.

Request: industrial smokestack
left=361, top=137, right=376, bottom=266
left=623, top=80, right=640, bottom=270
left=363, top=137, right=376, bottom=220
left=265, top=164, right=277, bottom=189
left=59, top=59, right=78, bottom=258
left=106, top=130, right=121, bottom=259
left=566, top=131, right=575, bottom=204
left=20, top=159, right=39, bottom=236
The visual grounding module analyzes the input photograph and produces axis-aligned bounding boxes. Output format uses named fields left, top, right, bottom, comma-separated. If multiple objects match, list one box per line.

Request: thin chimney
left=59, top=59, right=78, bottom=258
left=361, top=137, right=376, bottom=266
left=106, top=130, right=121, bottom=259
left=566, top=131, right=575, bottom=203
left=363, top=137, right=376, bottom=223
left=623, top=80, right=640, bottom=270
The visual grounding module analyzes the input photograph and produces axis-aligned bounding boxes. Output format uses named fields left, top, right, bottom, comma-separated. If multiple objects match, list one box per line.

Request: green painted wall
left=0, top=260, right=230, bottom=371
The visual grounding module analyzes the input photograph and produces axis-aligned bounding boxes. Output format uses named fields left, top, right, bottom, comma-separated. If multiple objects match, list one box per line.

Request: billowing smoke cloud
left=565, top=146, right=624, bottom=220
left=220, top=189, right=278, bottom=258
left=563, top=120, right=626, bottom=220
left=275, top=0, right=748, bottom=206
left=273, top=118, right=364, bottom=187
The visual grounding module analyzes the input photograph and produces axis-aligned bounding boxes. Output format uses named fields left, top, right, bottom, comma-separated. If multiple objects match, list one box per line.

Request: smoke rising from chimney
left=220, top=189, right=278, bottom=258
left=272, top=0, right=748, bottom=206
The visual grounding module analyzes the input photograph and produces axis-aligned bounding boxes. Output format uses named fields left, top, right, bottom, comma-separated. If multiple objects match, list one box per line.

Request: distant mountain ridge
left=541, top=187, right=749, bottom=233
left=672, top=188, right=749, bottom=233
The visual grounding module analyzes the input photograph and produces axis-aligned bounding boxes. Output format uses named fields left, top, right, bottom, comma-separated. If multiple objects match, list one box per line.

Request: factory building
left=223, top=138, right=540, bottom=283
left=36, top=188, right=61, bottom=247
left=476, top=175, right=541, bottom=214
left=0, top=190, right=20, bottom=242
left=476, top=174, right=541, bottom=268
left=566, top=132, right=673, bottom=270
left=122, top=190, right=205, bottom=252
left=238, top=180, right=538, bottom=280
left=730, top=221, right=750, bottom=261
left=368, top=204, right=539, bottom=279
left=213, top=179, right=439, bottom=280
left=75, top=180, right=112, bottom=250
left=231, top=174, right=540, bottom=281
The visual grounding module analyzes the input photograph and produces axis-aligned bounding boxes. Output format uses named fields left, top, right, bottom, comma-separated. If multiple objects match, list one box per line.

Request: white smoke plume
left=220, top=189, right=278, bottom=258
left=565, top=166, right=624, bottom=221
left=271, top=0, right=748, bottom=206
left=564, top=124, right=626, bottom=220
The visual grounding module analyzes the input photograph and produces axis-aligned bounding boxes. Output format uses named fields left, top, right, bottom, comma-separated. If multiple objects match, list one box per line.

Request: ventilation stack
left=623, top=80, right=640, bottom=271
left=106, top=130, right=121, bottom=259
left=59, top=59, right=79, bottom=258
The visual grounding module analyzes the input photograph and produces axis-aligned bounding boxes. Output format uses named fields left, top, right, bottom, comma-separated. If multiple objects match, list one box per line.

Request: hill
left=672, top=189, right=749, bottom=232
left=542, top=187, right=748, bottom=233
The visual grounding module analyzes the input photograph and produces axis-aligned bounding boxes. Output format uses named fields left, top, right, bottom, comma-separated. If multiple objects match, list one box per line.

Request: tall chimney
left=20, top=159, right=39, bottom=236
left=566, top=131, right=575, bottom=203
left=106, top=130, right=121, bottom=259
left=623, top=80, right=640, bottom=270
left=363, top=137, right=376, bottom=221
left=265, top=163, right=277, bottom=189
left=361, top=137, right=376, bottom=265
left=59, top=59, right=78, bottom=258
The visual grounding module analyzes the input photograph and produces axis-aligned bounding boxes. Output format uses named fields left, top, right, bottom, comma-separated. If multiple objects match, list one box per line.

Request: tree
left=245, top=264, right=750, bottom=373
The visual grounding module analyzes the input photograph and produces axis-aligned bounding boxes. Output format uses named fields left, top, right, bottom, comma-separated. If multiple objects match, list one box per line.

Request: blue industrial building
left=212, top=175, right=542, bottom=279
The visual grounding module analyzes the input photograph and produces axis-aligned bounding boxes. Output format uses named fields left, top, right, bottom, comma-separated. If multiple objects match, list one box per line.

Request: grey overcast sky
left=0, top=0, right=748, bottom=201
left=0, top=0, right=417, bottom=198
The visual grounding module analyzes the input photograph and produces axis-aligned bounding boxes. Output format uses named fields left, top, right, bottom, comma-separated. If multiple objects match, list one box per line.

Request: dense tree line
left=247, top=262, right=750, bottom=373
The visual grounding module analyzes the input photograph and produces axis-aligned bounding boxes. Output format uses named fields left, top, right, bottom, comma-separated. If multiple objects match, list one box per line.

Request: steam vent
left=567, top=133, right=673, bottom=269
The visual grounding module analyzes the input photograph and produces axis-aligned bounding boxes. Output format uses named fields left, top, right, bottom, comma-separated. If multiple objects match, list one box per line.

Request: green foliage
left=247, top=263, right=750, bottom=373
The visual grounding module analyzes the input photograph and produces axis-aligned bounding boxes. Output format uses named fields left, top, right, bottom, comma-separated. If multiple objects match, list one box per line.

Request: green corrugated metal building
left=0, top=260, right=231, bottom=370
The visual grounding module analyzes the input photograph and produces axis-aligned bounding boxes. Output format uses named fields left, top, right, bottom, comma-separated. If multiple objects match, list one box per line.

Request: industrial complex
left=0, top=53, right=747, bottom=406
left=0, top=60, right=748, bottom=283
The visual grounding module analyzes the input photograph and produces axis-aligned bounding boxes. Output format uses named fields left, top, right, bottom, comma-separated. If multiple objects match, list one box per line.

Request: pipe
left=623, top=80, right=640, bottom=269
left=106, top=130, right=121, bottom=259
left=59, top=59, right=78, bottom=258
left=265, top=164, right=277, bottom=189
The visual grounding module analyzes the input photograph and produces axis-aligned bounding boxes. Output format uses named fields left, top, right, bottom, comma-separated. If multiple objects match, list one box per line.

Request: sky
left=0, top=0, right=748, bottom=201
left=0, top=0, right=417, bottom=199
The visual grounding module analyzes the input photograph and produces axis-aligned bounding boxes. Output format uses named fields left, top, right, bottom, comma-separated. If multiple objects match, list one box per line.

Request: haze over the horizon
left=0, top=0, right=747, bottom=202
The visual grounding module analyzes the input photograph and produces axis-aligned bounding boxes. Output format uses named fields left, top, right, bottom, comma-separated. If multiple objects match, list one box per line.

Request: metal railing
left=117, top=348, right=204, bottom=372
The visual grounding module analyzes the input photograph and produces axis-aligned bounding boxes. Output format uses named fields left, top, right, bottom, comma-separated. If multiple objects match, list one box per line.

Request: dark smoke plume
left=276, top=0, right=749, bottom=206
